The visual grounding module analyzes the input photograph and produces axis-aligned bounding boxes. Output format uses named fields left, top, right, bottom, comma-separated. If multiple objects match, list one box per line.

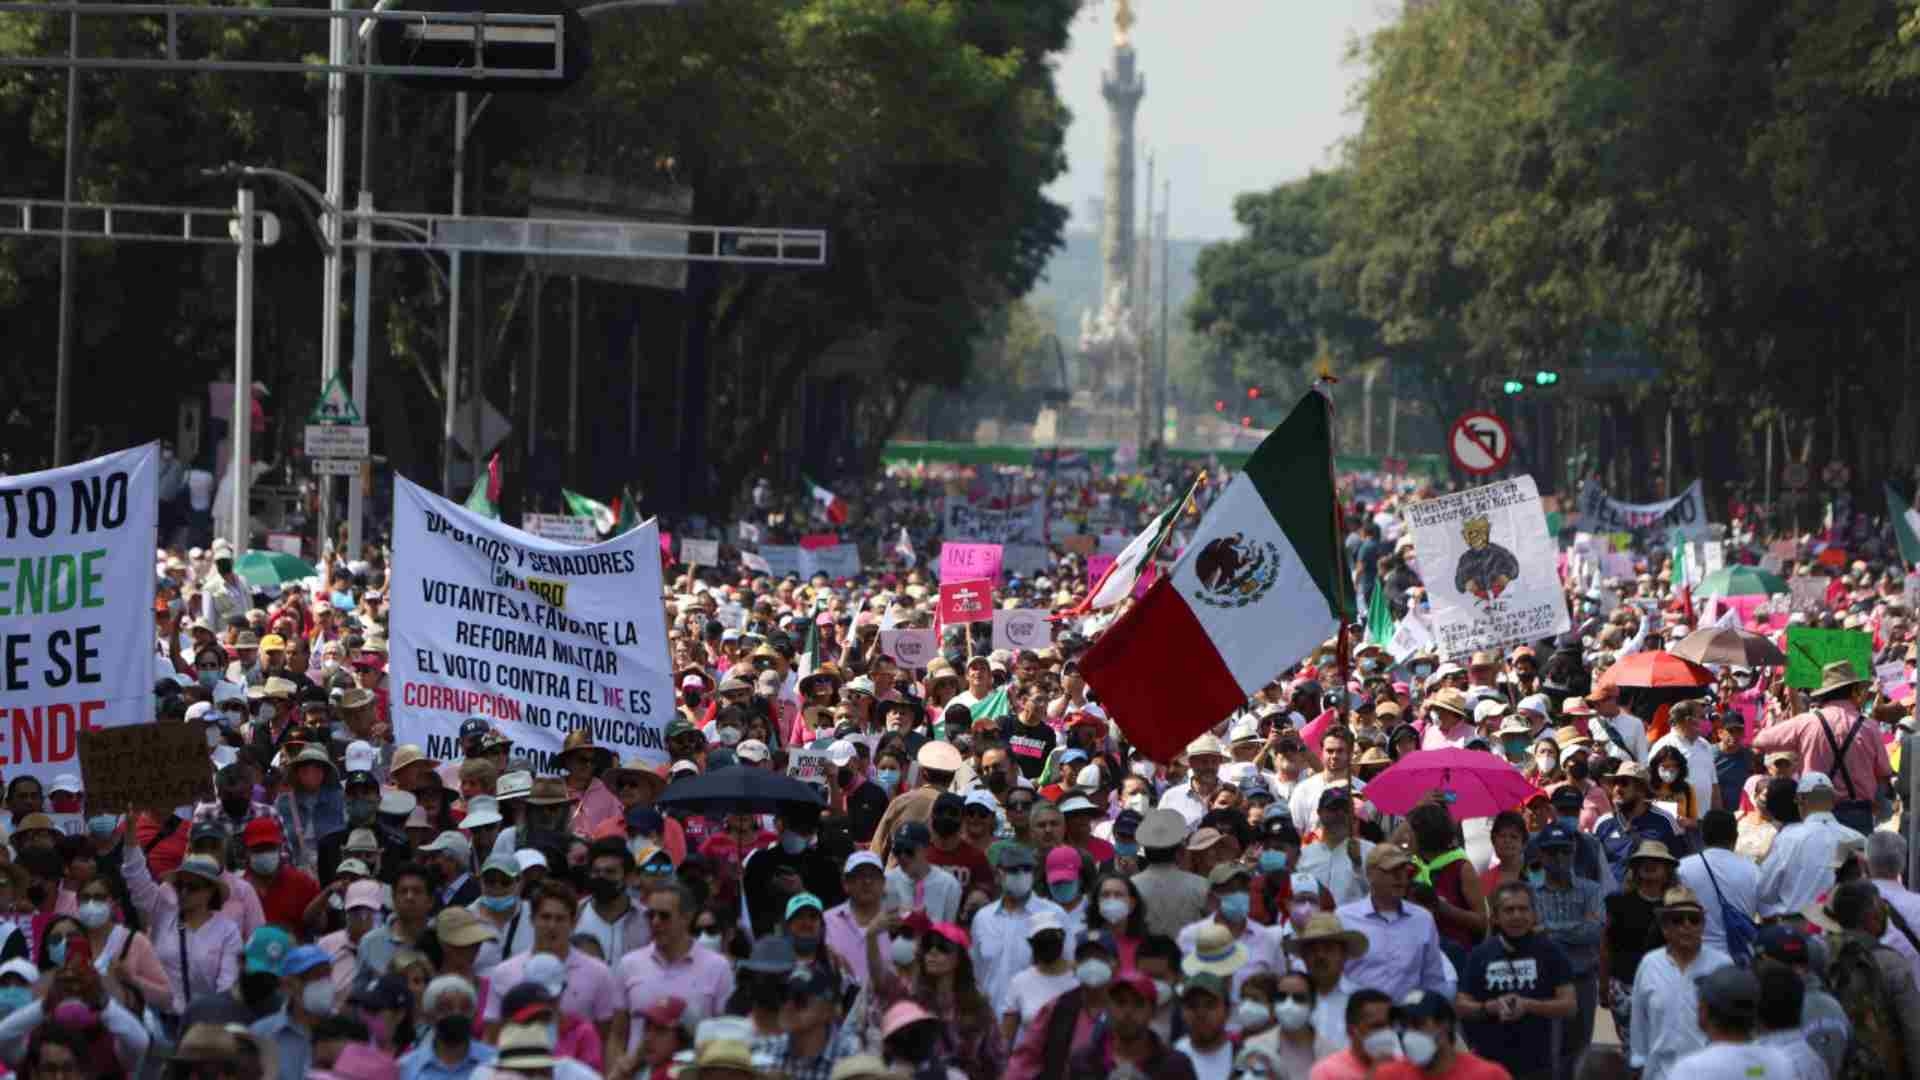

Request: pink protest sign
left=938, top=579, right=994, bottom=624
left=940, top=542, right=1004, bottom=584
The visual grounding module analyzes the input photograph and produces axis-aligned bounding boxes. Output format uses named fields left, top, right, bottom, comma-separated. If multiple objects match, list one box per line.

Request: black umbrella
left=652, top=764, right=826, bottom=815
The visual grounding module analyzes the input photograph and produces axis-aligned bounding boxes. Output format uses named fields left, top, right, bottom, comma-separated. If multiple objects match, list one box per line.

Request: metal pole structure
left=346, top=189, right=372, bottom=558
left=527, top=271, right=542, bottom=459
left=442, top=91, right=467, bottom=496
left=231, top=184, right=257, bottom=547
left=1157, top=176, right=1169, bottom=448
left=317, top=0, right=347, bottom=552
left=53, top=11, right=78, bottom=467
left=1764, top=418, right=1774, bottom=515
left=567, top=274, right=579, bottom=483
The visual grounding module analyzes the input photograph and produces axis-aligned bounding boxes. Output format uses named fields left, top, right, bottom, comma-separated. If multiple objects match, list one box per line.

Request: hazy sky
left=1048, top=1, right=1400, bottom=241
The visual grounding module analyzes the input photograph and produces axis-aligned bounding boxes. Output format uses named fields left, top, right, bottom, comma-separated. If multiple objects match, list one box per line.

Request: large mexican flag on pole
left=1080, top=386, right=1355, bottom=761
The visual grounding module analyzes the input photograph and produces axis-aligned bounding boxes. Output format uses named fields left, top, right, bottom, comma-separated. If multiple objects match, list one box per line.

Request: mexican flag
left=562, top=489, right=616, bottom=535
left=1080, top=387, right=1354, bottom=761
left=609, top=487, right=641, bottom=536
left=805, top=476, right=849, bottom=525
left=1072, top=473, right=1203, bottom=615
left=1887, top=483, right=1920, bottom=569
left=463, top=453, right=501, bottom=520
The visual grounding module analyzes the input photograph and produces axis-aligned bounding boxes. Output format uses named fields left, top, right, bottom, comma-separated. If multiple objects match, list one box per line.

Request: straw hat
left=526, top=776, right=573, bottom=806
left=1182, top=922, right=1249, bottom=977
left=388, top=744, right=440, bottom=775
left=1284, top=912, right=1371, bottom=959
left=1426, top=687, right=1470, bottom=718
left=1629, top=840, right=1680, bottom=866
left=1812, top=660, right=1870, bottom=698
left=1660, top=885, right=1704, bottom=913
left=606, top=758, right=666, bottom=802
left=560, top=728, right=614, bottom=772
left=168, top=855, right=231, bottom=907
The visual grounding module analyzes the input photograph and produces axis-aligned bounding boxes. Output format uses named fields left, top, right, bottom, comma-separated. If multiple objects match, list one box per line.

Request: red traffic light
left=1241, top=416, right=1252, bottom=427
left=1247, top=387, right=1261, bottom=400
left=1214, top=400, right=1225, bottom=412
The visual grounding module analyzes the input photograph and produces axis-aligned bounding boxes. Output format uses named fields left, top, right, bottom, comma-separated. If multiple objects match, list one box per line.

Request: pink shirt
left=1309, top=1048, right=1373, bottom=1080
left=617, top=942, right=736, bottom=1053
left=119, top=845, right=243, bottom=1015
left=1749, top=702, right=1894, bottom=799
left=569, top=778, right=625, bottom=838
left=222, top=872, right=266, bottom=942
left=484, top=947, right=620, bottom=1026
left=822, top=902, right=889, bottom=988
left=1423, top=721, right=1473, bottom=751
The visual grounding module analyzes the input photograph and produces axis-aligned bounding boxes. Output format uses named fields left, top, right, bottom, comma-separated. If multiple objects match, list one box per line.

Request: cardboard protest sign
left=1788, top=575, right=1827, bottom=615
left=680, top=538, right=720, bottom=567
left=937, top=580, right=993, bottom=624
left=0, top=444, right=159, bottom=784
left=939, top=542, right=1003, bottom=584
left=1874, top=661, right=1906, bottom=687
left=786, top=747, right=832, bottom=785
left=1783, top=627, right=1874, bottom=690
left=77, top=721, right=213, bottom=813
left=521, top=514, right=597, bottom=546
left=1061, top=535, right=1097, bottom=557
left=1403, top=475, right=1571, bottom=656
left=389, top=476, right=676, bottom=770
left=992, top=609, right=1052, bottom=652
left=879, top=629, right=939, bottom=668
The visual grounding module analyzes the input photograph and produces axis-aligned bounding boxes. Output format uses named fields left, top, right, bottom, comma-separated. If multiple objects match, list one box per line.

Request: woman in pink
left=119, top=843, right=242, bottom=1019
left=71, top=877, right=170, bottom=1013
left=559, top=731, right=624, bottom=838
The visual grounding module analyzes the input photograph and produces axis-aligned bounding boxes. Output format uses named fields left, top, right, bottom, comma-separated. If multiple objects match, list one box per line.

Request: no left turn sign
left=1449, top=411, right=1513, bottom=475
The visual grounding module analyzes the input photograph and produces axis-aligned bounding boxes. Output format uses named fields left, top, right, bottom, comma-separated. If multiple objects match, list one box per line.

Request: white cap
left=48, top=774, right=82, bottom=795
left=1026, top=910, right=1065, bottom=935
left=1058, top=795, right=1097, bottom=815
left=1074, top=763, right=1104, bottom=789
left=1517, top=694, right=1553, bottom=718
left=0, top=959, right=40, bottom=985
left=963, top=789, right=998, bottom=813
left=344, top=741, right=378, bottom=774
left=154, top=655, right=177, bottom=682
left=1290, top=873, right=1320, bottom=897
left=522, top=952, right=567, bottom=996
left=1796, top=771, right=1835, bottom=795
left=378, top=790, right=417, bottom=817
left=185, top=702, right=214, bottom=724
left=515, top=849, right=549, bottom=873
left=461, top=796, right=502, bottom=830
left=842, top=851, right=884, bottom=876
left=1227, top=715, right=1261, bottom=744
left=212, top=682, right=245, bottom=707
left=735, top=740, right=769, bottom=764
left=827, top=739, right=858, bottom=768
left=670, top=759, right=701, bottom=776
left=1474, top=700, right=1511, bottom=725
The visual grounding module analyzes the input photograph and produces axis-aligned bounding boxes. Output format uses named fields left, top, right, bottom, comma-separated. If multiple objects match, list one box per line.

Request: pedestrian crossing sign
left=309, top=373, right=362, bottom=425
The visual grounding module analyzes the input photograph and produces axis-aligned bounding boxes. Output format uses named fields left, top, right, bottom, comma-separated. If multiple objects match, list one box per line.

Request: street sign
left=375, top=0, right=590, bottom=94
left=1449, top=411, right=1512, bottom=475
left=1783, top=462, right=1810, bottom=490
left=309, top=373, right=362, bottom=425
left=312, top=457, right=362, bottom=477
left=304, top=424, right=370, bottom=460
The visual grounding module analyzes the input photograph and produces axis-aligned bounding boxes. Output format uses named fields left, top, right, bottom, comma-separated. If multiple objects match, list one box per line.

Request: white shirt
left=1004, top=967, right=1077, bottom=1026
left=1594, top=710, right=1649, bottom=764
left=1676, top=848, right=1760, bottom=954
left=574, top=897, right=649, bottom=962
left=1286, top=772, right=1362, bottom=836
left=1295, top=838, right=1374, bottom=905
left=1669, top=1041, right=1797, bottom=1080
left=1757, top=813, right=1856, bottom=917
left=969, top=896, right=1068, bottom=1017
left=1650, top=732, right=1719, bottom=814
left=1873, top=877, right=1920, bottom=985
left=1308, top=974, right=1357, bottom=1056
left=1174, top=1036, right=1237, bottom=1080
left=1629, top=946, right=1733, bottom=1080
left=1754, top=1029, right=1830, bottom=1080
left=1176, top=915, right=1297, bottom=996
left=1158, top=780, right=1217, bottom=826
left=884, top=865, right=962, bottom=924
left=467, top=899, right=536, bottom=976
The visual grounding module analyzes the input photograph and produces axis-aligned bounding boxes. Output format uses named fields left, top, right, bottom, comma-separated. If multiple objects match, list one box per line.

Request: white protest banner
left=1702, top=541, right=1725, bottom=574
left=942, top=497, right=1046, bottom=545
left=991, top=608, right=1052, bottom=652
left=744, top=544, right=859, bottom=580
left=0, top=444, right=158, bottom=784
left=1386, top=612, right=1436, bottom=662
left=389, top=476, right=676, bottom=771
left=752, top=545, right=802, bottom=578
left=521, top=514, right=598, bottom=546
left=787, top=747, right=832, bottom=785
left=680, top=538, right=720, bottom=567
left=879, top=629, right=938, bottom=668
left=1577, top=479, right=1709, bottom=538
left=1403, top=475, right=1571, bottom=656
left=1788, top=575, right=1826, bottom=615
left=740, top=551, right=772, bottom=575
left=1874, top=661, right=1906, bottom=687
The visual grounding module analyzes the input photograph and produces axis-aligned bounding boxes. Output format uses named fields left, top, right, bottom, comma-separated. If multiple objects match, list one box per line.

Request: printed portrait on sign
left=1454, top=515, right=1521, bottom=605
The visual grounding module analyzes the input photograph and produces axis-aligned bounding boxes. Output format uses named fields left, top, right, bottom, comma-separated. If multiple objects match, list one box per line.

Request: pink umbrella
left=1363, top=748, right=1540, bottom=822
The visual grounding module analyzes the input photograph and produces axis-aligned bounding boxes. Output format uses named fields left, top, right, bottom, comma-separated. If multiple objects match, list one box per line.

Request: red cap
left=927, top=922, right=970, bottom=950
left=1108, top=967, right=1157, bottom=1002
left=242, top=816, right=283, bottom=849
left=899, top=910, right=935, bottom=938
left=637, top=996, right=689, bottom=1028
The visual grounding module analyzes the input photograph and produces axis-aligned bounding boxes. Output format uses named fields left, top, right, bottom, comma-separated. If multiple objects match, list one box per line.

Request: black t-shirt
left=1603, top=891, right=1665, bottom=983
left=1460, top=931, right=1572, bottom=1075
left=999, top=717, right=1058, bottom=781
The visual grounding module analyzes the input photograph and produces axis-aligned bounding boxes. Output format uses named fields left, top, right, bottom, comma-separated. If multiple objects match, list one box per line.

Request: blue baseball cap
left=280, top=944, right=332, bottom=979
left=243, top=927, right=293, bottom=976
left=1535, top=822, right=1577, bottom=850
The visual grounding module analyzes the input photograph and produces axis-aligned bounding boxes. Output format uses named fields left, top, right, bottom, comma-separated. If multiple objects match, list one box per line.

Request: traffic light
left=1247, top=387, right=1261, bottom=400
left=1503, top=379, right=1525, bottom=395
left=1534, top=370, right=1559, bottom=386
left=1241, top=416, right=1253, bottom=427
left=1214, top=400, right=1226, bottom=412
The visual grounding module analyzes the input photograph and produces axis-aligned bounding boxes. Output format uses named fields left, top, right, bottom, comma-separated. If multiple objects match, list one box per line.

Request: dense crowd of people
left=2, top=464, right=1917, bottom=1080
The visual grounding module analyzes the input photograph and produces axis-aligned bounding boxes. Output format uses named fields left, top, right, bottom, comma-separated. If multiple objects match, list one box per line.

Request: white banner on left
left=0, top=444, right=159, bottom=784
left=389, top=477, right=676, bottom=772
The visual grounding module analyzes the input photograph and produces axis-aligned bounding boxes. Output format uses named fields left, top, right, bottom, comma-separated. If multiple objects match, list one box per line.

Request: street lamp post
left=230, top=182, right=257, bottom=547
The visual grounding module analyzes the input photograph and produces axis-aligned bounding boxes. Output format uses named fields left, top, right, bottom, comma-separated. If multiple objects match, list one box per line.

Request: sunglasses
left=1662, top=911, right=1703, bottom=926
left=1275, top=991, right=1312, bottom=1005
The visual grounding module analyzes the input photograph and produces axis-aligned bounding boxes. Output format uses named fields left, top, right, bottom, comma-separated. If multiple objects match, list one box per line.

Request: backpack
left=1826, top=934, right=1907, bottom=1080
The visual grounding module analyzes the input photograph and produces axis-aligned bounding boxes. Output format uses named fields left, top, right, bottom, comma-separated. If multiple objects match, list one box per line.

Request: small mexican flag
left=1072, top=473, right=1202, bottom=616
left=1080, top=386, right=1355, bottom=762
left=805, top=476, right=849, bottom=525
left=609, top=487, right=641, bottom=536
left=562, top=489, right=616, bottom=535
left=1887, top=483, right=1920, bottom=569
left=464, top=453, right=501, bottom=520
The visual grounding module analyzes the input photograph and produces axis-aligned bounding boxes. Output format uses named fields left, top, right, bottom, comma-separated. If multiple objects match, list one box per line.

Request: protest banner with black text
left=1405, top=475, right=1570, bottom=657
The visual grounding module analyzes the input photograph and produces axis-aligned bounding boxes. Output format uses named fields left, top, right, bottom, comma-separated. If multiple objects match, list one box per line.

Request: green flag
left=968, top=685, right=1011, bottom=723
left=613, top=486, right=641, bottom=535
left=463, top=453, right=500, bottom=519
left=1365, top=580, right=1394, bottom=646
left=562, top=489, right=616, bottom=534
left=1888, top=484, right=1920, bottom=569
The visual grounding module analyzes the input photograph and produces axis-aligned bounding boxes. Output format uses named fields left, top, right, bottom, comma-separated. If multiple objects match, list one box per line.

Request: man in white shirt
left=969, top=844, right=1066, bottom=1017
left=1295, top=788, right=1372, bottom=904
left=1675, top=811, right=1758, bottom=957
left=1669, top=966, right=1795, bottom=1080
left=1160, top=734, right=1229, bottom=826
left=882, top=822, right=961, bottom=924
left=1175, top=864, right=1291, bottom=995
left=1866, top=830, right=1920, bottom=983
left=1287, top=727, right=1361, bottom=836
left=1756, top=773, right=1858, bottom=918
left=1649, top=701, right=1721, bottom=816
left=1587, top=684, right=1649, bottom=764
left=1630, top=886, right=1733, bottom=1080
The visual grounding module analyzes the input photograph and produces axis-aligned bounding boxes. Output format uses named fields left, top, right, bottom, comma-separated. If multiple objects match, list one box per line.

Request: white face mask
left=696, top=933, right=722, bottom=953
left=1233, top=1000, right=1272, bottom=1031
left=1658, top=766, right=1680, bottom=784
left=1401, top=1030, right=1439, bottom=1068
left=1274, top=999, right=1312, bottom=1031
left=1154, top=979, right=1174, bottom=1008
left=1362, top=1029, right=1403, bottom=1063
left=1074, top=959, right=1112, bottom=989
left=889, top=936, right=918, bottom=968
left=1130, top=761, right=1157, bottom=781
left=300, top=979, right=335, bottom=1017
left=1535, top=753, right=1557, bottom=773
left=1124, top=793, right=1150, bottom=815
left=250, top=852, right=280, bottom=876
left=1098, top=897, right=1132, bottom=925
left=76, top=901, right=112, bottom=929
left=1002, top=871, right=1033, bottom=899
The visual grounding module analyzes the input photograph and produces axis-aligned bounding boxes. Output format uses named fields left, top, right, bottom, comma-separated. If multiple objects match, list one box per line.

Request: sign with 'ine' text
left=389, top=477, right=676, bottom=770
left=0, top=445, right=159, bottom=784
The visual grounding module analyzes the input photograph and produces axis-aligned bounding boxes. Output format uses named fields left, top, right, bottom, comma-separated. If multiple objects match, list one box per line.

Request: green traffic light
left=1535, top=370, right=1559, bottom=386
left=1503, top=380, right=1524, bottom=394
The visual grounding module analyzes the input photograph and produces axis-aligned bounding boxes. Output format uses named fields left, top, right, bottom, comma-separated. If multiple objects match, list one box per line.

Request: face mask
left=717, top=727, right=742, bottom=746
left=889, top=936, right=918, bottom=968
left=779, top=831, right=809, bottom=855
left=0, top=986, right=33, bottom=1016
left=791, top=934, right=820, bottom=956
left=87, top=815, right=117, bottom=837
left=1002, top=871, right=1033, bottom=899
left=1098, top=897, right=1131, bottom=925
left=1274, top=999, right=1312, bottom=1031
left=1219, top=892, right=1252, bottom=923
left=697, top=932, right=723, bottom=952
left=76, top=901, right=112, bottom=929
left=1075, top=959, right=1112, bottom=989
left=221, top=795, right=251, bottom=817
left=1123, top=793, right=1151, bottom=815
left=1658, top=766, right=1680, bottom=784
left=1153, top=978, right=1174, bottom=1008
left=46, top=938, right=66, bottom=966
left=1557, top=815, right=1578, bottom=831
left=198, top=670, right=221, bottom=689
left=1503, top=739, right=1530, bottom=757
left=435, top=1014, right=474, bottom=1046
left=251, top=852, right=281, bottom=876
left=477, top=893, right=518, bottom=914
left=1401, top=1030, right=1439, bottom=1068
left=1567, top=760, right=1589, bottom=781
left=1411, top=663, right=1434, bottom=678
left=1525, top=868, right=1546, bottom=887
left=301, top=979, right=336, bottom=1017
left=1130, top=761, right=1157, bottom=781
left=1235, top=1000, right=1274, bottom=1031
left=1535, top=753, right=1557, bottom=773
left=1259, top=849, right=1289, bottom=874
left=876, top=769, right=900, bottom=790
left=1115, top=842, right=1140, bottom=860
left=1362, top=1029, right=1403, bottom=1063
left=1050, top=880, right=1080, bottom=904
